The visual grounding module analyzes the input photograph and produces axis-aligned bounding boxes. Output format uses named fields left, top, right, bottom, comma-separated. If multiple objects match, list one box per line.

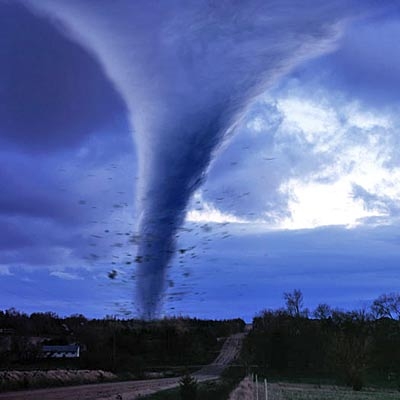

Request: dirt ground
left=0, top=369, right=116, bottom=390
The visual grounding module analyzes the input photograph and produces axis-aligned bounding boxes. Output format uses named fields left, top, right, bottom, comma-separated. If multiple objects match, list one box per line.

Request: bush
left=351, top=373, right=363, bottom=391
left=179, top=372, right=197, bottom=400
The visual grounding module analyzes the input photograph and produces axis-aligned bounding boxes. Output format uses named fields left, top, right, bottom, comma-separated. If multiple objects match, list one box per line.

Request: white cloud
left=50, top=271, right=83, bottom=280
left=186, top=192, right=248, bottom=224
left=206, top=77, right=400, bottom=232
left=186, top=203, right=248, bottom=224
left=246, top=116, right=269, bottom=134
left=278, top=97, right=340, bottom=141
left=345, top=102, right=392, bottom=130
left=278, top=178, right=385, bottom=230
left=0, top=265, right=13, bottom=276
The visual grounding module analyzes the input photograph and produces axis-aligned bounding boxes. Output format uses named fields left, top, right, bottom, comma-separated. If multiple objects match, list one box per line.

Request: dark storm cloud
left=0, top=0, right=134, bottom=272
left=0, top=173, right=78, bottom=223
left=291, top=11, right=400, bottom=108
left=0, top=2, right=127, bottom=151
left=0, top=125, right=135, bottom=270
left=0, top=149, right=90, bottom=224
left=0, top=215, right=74, bottom=267
left=0, top=217, right=34, bottom=250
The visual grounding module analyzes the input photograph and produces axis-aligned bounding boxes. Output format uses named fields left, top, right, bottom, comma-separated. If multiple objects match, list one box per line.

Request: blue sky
left=2, top=1, right=400, bottom=321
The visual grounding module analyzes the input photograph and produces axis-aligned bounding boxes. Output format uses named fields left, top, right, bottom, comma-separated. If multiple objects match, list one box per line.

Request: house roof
left=42, top=344, right=79, bottom=352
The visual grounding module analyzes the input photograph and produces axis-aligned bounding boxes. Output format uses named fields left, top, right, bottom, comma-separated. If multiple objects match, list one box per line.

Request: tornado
left=23, top=0, right=377, bottom=318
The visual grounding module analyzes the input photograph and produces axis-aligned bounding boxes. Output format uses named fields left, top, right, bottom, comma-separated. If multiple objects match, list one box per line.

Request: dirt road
left=0, top=331, right=246, bottom=400
left=194, top=332, right=246, bottom=378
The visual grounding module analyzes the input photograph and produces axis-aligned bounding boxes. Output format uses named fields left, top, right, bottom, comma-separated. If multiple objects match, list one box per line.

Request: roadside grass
left=142, top=366, right=245, bottom=400
left=0, top=369, right=119, bottom=392
left=263, top=382, right=400, bottom=400
left=141, top=380, right=235, bottom=400
left=143, top=379, right=400, bottom=400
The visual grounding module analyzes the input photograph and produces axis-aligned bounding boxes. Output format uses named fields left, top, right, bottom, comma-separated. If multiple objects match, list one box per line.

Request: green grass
left=141, top=380, right=233, bottom=400
left=140, top=386, right=180, bottom=400
left=264, top=382, right=400, bottom=400
left=143, top=366, right=246, bottom=400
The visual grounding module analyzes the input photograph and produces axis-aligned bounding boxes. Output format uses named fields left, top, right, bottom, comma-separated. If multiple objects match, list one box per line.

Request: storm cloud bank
left=23, top=0, right=377, bottom=317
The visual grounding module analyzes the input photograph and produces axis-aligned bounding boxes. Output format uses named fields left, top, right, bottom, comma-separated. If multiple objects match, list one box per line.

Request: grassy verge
left=142, top=366, right=246, bottom=400
left=140, top=380, right=229, bottom=400
left=262, top=382, right=400, bottom=400
left=0, top=369, right=118, bottom=392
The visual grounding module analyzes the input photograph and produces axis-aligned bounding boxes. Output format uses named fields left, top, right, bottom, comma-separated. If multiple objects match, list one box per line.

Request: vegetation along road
left=0, top=331, right=247, bottom=400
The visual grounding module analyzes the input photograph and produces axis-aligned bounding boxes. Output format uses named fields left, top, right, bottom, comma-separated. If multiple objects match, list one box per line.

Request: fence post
left=264, top=378, right=268, bottom=400
left=255, top=374, right=259, bottom=400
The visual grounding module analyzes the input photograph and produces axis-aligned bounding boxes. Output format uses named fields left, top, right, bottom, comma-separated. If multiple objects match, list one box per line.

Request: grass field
left=262, top=382, right=400, bottom=400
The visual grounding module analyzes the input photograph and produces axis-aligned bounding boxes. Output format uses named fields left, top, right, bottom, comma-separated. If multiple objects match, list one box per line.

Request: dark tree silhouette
left=284, top=289, right=307, bottom=317
left=372, top=293, right=400, bottom=320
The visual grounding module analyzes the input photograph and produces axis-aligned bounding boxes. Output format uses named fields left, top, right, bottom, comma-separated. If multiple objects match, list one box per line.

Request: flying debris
left=201, top=224, right=212, bottom=233
left=108, top=270, right=118, bottom=279
left=178, top=246, right=195, bottom=255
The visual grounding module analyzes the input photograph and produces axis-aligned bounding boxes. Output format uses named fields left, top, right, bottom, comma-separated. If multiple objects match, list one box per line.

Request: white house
left=41, top=344, right=80, bottom=358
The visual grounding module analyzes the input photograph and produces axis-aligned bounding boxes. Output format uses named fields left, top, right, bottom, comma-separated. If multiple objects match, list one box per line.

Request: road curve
left=0, top=331, right=247, bottom=400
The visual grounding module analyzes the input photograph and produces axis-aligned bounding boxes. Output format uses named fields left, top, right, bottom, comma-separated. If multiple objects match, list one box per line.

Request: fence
left=252, top=374, right=268, bottom=400
left=227, top=374, right=268, bottom=400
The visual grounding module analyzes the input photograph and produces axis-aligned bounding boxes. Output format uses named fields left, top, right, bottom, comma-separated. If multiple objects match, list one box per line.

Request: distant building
left=0, top=328, right=15, bottom=335
left=41, top=344, right=80, bottom=358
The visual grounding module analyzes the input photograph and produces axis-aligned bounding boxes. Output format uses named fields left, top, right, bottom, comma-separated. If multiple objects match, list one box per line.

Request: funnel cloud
left=23, top=0, right=381, bottom=317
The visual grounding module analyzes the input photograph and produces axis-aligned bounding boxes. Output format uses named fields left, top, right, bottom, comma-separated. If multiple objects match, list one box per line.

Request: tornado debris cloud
left=24, top=0, right=374, bottom=317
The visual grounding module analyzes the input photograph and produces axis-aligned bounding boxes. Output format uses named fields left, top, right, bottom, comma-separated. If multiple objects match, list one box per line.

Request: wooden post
left=255, top=374, right=259, bottom=400
left=264, top=378, right=268, bottom=400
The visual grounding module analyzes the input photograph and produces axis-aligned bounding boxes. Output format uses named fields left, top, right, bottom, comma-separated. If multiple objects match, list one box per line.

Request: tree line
left=242, top=290, right=400, bottom=391
left=0, top=310, right=245, bottom=374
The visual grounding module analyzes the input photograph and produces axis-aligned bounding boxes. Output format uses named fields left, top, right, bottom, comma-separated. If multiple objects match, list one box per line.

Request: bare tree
left=283, top=289, right=306, bottom=317
left=313, top=303, right=333, bottom=320
left=371, top=293, right=400, bottom=320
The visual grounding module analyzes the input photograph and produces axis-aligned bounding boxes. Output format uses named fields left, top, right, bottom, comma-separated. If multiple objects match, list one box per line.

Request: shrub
left=179, top=372, right=197, bottom=400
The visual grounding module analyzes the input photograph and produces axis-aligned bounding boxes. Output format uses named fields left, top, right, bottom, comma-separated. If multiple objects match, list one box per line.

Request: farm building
left=41, top=344, right=80, bottom=358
